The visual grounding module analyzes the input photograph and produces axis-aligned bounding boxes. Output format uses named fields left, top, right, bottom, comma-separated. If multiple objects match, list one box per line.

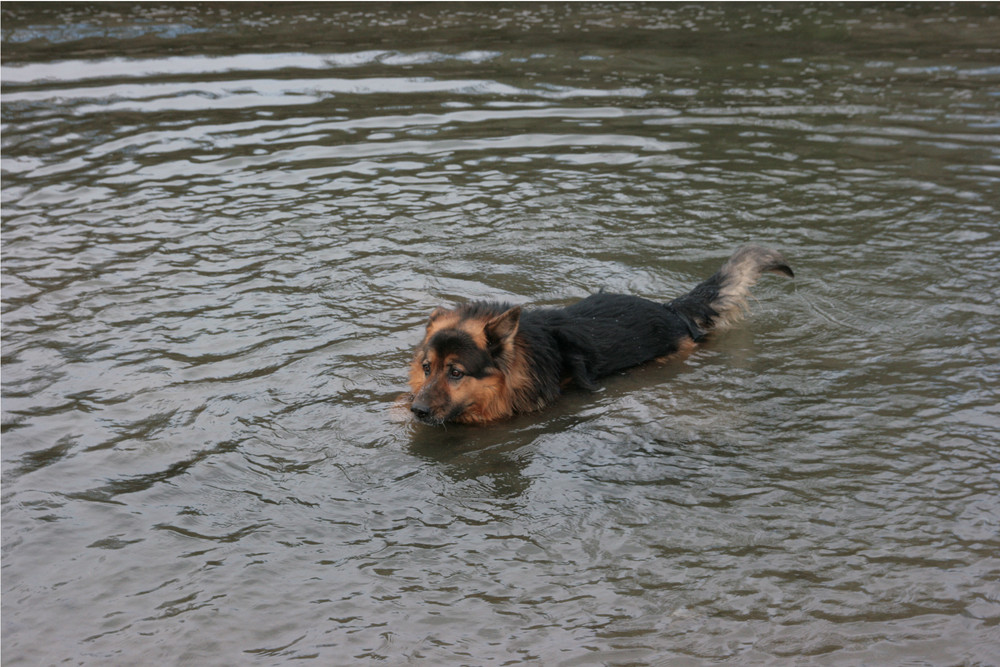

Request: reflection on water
left=3, top=3, right=1000, bottom=665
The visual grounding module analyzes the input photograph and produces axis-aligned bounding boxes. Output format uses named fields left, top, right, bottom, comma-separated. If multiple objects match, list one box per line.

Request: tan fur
left=710, top=245, right=792, bottom=331
left=499, top=336, right=543, bottom=415
left=425, top=307, right=460, bottom=337
left=655, top=336, right=698, bottom=364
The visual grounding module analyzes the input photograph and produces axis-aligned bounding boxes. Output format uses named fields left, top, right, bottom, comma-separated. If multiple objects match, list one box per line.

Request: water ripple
left=3, top=3, right=1000, bottom=665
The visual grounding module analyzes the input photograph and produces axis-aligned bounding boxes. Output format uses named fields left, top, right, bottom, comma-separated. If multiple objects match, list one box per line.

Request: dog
left=407, top=245, right=793, bottom=425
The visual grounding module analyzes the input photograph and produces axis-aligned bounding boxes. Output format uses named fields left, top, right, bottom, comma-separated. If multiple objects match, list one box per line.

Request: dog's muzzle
left=410, top=400, right=439, bottom=424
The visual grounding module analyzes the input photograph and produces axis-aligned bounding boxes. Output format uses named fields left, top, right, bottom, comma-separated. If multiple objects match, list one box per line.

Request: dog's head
left=408, top=304, right=521, bottom=425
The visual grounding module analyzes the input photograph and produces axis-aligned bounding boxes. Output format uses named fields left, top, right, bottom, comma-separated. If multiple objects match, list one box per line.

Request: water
left=3, top=3, right=999, bottom=664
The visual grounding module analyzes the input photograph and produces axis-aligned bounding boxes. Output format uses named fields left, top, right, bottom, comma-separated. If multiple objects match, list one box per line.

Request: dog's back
left=521, top=293, right=694, bottom=390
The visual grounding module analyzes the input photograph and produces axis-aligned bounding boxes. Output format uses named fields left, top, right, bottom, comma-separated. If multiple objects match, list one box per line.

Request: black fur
left=462, top=293, right=696, bottom=396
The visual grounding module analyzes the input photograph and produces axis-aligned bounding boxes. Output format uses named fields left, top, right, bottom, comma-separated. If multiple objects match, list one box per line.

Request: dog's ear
left=426, top=307, right=449, bottom=329
left=484, top=306, right=521, bottom=355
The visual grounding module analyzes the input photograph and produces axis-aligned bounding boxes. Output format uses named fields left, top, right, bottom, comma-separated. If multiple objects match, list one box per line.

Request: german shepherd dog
left=407, top=245, right=793, bottom=425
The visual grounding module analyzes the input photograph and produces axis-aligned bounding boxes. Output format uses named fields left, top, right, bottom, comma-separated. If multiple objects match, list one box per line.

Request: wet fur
left=408, top=245, right=793, bottom=425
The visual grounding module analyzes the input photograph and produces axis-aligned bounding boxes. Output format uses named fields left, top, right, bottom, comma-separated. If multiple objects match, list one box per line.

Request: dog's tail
left=668, top=245, right=793, bottom=338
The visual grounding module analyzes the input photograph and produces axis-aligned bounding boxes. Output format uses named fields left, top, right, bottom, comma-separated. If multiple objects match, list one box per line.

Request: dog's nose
left=410, top=403, right=431, bottom=421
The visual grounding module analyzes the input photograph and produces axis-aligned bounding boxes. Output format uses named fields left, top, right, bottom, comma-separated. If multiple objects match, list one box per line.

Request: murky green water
left=3, top=3, right=999, bottom=665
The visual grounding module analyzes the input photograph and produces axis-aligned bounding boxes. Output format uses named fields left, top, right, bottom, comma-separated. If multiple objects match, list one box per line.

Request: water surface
left=3, top=3, right=999, bottom=665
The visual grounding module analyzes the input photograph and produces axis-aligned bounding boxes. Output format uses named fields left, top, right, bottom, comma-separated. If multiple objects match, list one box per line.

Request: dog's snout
left=410, top=402, right=431, bottom=421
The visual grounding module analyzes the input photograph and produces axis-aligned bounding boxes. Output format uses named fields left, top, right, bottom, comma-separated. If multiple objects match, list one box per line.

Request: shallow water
left=3, top=3, right=1000, bottom=665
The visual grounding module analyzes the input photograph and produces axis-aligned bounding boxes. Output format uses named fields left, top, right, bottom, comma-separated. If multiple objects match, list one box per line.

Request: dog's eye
left=449, top=368, right=464, bottom=380
left=422, top=362, right=431, bottom=375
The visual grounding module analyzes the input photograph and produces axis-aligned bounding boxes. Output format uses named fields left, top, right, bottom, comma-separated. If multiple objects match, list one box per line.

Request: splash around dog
left=405, top=245, right=793, bottom=425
